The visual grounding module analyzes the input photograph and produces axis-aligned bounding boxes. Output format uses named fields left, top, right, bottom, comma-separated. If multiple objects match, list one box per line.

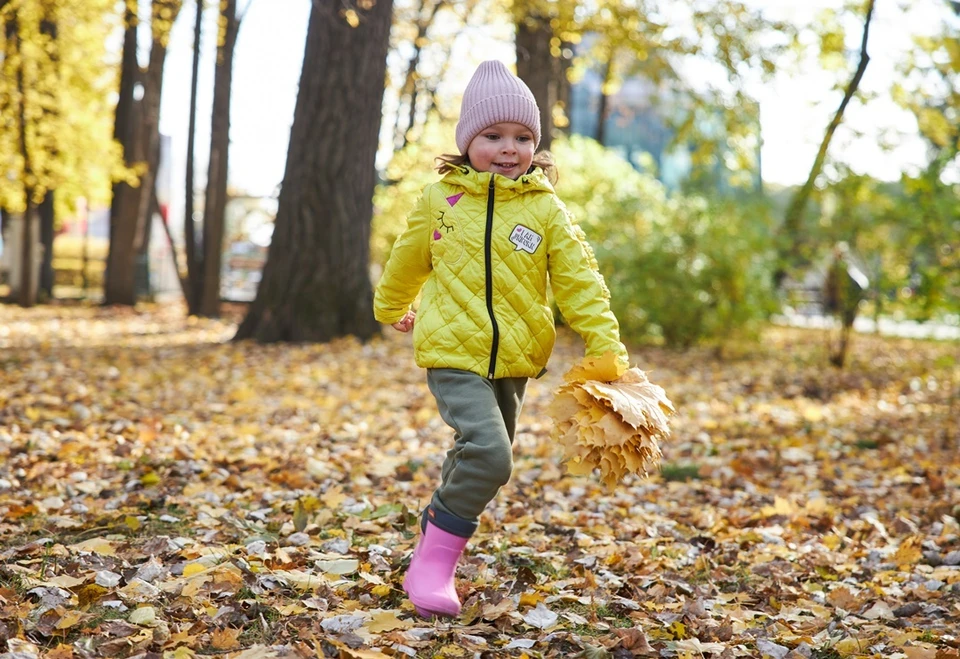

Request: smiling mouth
left=494, top=162, right=518, bottom=169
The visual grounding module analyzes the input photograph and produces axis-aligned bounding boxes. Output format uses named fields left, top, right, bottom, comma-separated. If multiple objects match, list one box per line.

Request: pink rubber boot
left=403, top=519, right=470, bottom=618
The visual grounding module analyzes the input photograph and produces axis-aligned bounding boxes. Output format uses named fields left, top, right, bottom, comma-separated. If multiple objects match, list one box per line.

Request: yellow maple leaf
left=45, top=645, right=74, bottom=659
left=181, top=575, right=212, bottom=598
left=519, top=592, right=543, bottom=607
left=563, top=351, right=626, bottom=384
left=210, top=627, right=241, bottom=650
left=55, top=610, right=85, bottom=630
left=68, top=538, right=117, bottom=556
left=322, top=484, right=346, bottom=509
left=892, top=536, right=923, bottom=567
left=365, top=610, right=413, bottom=633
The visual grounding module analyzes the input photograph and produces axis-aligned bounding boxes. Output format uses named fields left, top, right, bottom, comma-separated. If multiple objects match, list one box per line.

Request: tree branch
left=778, top=0, right=876, bottom=281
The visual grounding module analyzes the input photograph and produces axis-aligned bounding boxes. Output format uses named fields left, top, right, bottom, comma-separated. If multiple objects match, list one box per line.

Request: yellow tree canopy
left=0, top=0, right=127, bottom=218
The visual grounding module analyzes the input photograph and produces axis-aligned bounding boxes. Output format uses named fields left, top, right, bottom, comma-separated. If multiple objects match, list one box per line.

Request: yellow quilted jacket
left=374, top=166, right=628, bottom=379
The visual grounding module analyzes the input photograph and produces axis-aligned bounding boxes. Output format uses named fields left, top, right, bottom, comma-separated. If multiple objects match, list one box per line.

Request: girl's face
left=466, top=122, right=535, bottom=180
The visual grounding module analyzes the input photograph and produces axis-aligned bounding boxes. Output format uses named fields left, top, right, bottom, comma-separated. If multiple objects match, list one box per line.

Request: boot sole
left=414, top=605, right=459, bottom=619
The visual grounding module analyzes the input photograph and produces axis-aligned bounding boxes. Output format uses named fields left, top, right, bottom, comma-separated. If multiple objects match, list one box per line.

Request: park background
left=0, top=1, right=958, bottom=658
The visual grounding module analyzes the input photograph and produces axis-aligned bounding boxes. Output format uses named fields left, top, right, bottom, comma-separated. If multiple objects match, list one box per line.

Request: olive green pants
left=426, top=369, right=528, bottom=528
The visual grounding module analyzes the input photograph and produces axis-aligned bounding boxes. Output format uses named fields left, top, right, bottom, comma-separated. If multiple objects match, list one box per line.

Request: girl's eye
left=517, top=136, right=531, bottom=143
left=484, top=134, right=500, bottom=140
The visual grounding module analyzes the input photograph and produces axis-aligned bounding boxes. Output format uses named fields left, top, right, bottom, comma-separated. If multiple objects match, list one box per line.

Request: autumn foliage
left=0, top=304, right=958, bottom=658
left=551, top=352, right=674, bottom=487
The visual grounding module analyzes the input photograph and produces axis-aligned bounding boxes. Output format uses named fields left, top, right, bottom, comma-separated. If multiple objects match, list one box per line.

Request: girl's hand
left=392, top=311, right=416, bottom=333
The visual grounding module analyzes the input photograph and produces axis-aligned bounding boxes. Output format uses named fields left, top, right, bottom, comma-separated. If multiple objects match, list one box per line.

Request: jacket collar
left=441, top=165, right=555, bottom=197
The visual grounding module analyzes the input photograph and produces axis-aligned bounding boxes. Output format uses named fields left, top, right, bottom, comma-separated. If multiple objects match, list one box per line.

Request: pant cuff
left=421, top=504, right=477, bottom=538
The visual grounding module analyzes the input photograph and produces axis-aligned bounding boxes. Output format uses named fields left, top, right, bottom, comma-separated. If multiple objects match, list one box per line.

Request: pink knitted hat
left=455, top=60, right=541, bottom=154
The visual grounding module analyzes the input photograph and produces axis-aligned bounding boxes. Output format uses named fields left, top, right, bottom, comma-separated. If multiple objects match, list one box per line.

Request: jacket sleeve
left=546, top=200, right=629, bottom=368
left=373, top=190, right=433, bottom=325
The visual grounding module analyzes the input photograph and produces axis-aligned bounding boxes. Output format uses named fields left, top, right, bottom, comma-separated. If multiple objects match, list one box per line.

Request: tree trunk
left=596, top=54, right=614, bottom=146
left=13, top=14, right=36, bottom=308
left=104, top=5, right=139, bottom=305
left=198, top=0, right=241, bottom=317
left=39, top=191, right=55, bottom=299
left=235, top=0, right=392, bottom=343
left=515, top=11, right=558, bottom=151
left=778, top=0, right=875, bottom=284
left=134, top=2, right=182, bottom=300
left=105, top=0, right=181, bottom=305
left=184, top=0, right=204, bottom=314
left=38, top=7, right=57, bottom=301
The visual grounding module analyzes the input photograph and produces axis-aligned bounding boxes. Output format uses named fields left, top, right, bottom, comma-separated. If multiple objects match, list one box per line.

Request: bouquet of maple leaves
left=550, top=352, right=675, bottom=487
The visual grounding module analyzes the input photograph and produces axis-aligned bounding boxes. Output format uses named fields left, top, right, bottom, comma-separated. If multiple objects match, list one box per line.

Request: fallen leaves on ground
left=0, top=302, right=958, bottom=659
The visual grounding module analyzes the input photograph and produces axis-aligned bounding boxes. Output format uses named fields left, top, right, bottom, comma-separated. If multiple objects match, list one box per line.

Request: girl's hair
left=435, top=151, right=558, bottom=186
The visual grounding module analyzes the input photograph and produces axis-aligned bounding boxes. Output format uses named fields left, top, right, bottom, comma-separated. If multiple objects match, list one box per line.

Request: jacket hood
left=441, top=165, right=555, bottom=197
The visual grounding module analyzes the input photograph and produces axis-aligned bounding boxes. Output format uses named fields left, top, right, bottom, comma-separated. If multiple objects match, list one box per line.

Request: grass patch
left=237, top=605, right=281, bottom=646
left=560, top=602, right=634, bottom=635
left=660, top=462, right=702, bottom=482
left=854, top=439, right=880, bottom=450
left=84, top=604, right=129, bottom=630
left=0, top=571, right=28, bottom=597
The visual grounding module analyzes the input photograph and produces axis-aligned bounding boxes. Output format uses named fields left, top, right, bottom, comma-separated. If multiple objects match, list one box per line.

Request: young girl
left=373, top=60, right=628, bottom=619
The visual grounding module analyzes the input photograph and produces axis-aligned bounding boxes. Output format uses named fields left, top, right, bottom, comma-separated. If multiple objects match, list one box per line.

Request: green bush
left=553, top=135, right=777, bottom=348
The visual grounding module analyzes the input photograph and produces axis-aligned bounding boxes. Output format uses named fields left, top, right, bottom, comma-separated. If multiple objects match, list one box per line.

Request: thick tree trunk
left=235, top=0, right=392, bottom=343
left=105, top=0, right=181, bottom=305
left=184, top=0, right=204, bottom=314
left=39, top=191, right=54, bottom=299
left=198, top=0, right=240, bottom=317
left=778, top=0, right=875, bottom=284
left=515, top=11, right=558, bottom=151
left=18, top=205, right=36, bottom=308
left=104, top=6, right=139, bottom=305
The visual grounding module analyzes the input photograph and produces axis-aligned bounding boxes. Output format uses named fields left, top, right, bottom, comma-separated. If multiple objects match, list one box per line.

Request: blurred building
left=568, top=51, right=762, bottom=192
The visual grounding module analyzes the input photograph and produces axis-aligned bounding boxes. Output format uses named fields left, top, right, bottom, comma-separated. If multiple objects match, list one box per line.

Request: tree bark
left=136, top=1, right=182, bottom=300
left=105, top=1, right=181, bottom=305
left=184, top=0, right=204, bottom=314
left=596, top=54, right=614, bottom=146
left=12, top=13, right=36, bottom=308
left=515, top=11, right=558, bottom=151
left=778, top=0, right=876, bottom=283
left=235, top=0, right=392, bottom=343
left=198, top=0, right=241, bottom=317
left=104, top=4, right=139, bottom=305
left=38, top=7, right=57, bottom=301
left=39, top=192, right=55, bottom=299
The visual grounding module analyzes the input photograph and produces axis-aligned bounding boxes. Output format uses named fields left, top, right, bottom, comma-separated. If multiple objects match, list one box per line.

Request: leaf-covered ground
left=1, top=304, right=958, bottom=659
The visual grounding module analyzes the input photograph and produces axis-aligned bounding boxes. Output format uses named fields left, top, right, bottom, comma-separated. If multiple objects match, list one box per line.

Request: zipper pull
left=489, top=173, right=495, bottom=190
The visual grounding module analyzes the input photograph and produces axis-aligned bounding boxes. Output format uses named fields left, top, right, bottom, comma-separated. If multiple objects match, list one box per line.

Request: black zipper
left=485, top=173, right=500, bottom=379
